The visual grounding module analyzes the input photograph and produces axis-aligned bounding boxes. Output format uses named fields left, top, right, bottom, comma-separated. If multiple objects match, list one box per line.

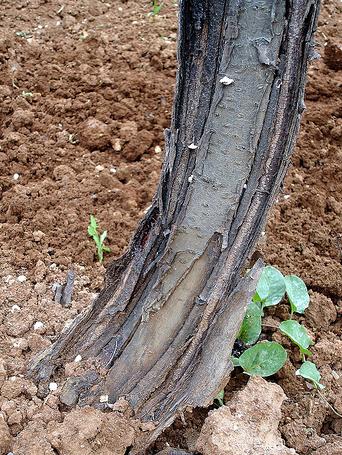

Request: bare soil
left=0, top=1, right=341, bottom=454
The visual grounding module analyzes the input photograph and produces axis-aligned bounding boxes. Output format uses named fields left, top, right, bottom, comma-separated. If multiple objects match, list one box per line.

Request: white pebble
left=74, top=355, right=82, bottom=363
left=11, top=304, right=21, bottom=313
left=17, top=275, right=27, bottom=283
left=95, top=165, right=105, bottom=172
left=110, top=167, right=117, bottom=174
left=13, top=173, right=20, bottom=180
left=49, top=382, right=58, bottom=391
left=155, top=145, right=162, bottom=154
left=331, top=370, right=340, bottom=380
left=100, top=394, right=109, bottom=403
left=33, top=321, right=44, bottom=330
left=220, top=76, right=235, bottom=85
left=188, top=143, right=198, bottom=150
left=284, top=194, right=290, bottom=200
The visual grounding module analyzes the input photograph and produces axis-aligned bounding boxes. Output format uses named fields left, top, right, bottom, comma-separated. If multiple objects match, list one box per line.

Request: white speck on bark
left=219, top=76, right=235, bottom=85
left=188, top=143, right=198, bottom=150
left=188, top=175, right=194, bottom=183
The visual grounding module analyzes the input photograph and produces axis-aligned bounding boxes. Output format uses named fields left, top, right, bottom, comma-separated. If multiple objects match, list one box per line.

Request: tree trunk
left=29, top=0, right=320, bottom=449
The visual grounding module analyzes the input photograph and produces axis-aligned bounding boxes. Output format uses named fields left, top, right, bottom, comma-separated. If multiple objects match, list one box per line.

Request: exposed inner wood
left=29, top=0, right=320, bottom=447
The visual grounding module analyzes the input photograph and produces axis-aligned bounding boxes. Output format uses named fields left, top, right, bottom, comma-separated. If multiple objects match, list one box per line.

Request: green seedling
left=88, top=215, right=111, bottom=263
left=296, top=361, right=324, bottom=390
left=149, top=1, right=163, bottom=16
left=16, top=31, right=32, bottom=39
left=279, top=320, right=313, bottom=358
left=233, top=265, right=323, bottom=387
left=22, top=91, right=33, bottom=99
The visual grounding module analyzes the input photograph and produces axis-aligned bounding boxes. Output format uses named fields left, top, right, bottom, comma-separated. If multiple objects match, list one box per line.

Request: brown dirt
left=196, top=377, right=296, bottom=455
left=0, top=0, right=341, bottom=454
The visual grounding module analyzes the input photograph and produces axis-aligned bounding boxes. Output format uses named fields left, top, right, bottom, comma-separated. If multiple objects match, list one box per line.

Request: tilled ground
left=0, top=0, right=341, bottom=454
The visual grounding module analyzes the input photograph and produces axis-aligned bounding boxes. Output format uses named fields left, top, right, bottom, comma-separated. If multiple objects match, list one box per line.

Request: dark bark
left=29, top=0, right=320, bottom=449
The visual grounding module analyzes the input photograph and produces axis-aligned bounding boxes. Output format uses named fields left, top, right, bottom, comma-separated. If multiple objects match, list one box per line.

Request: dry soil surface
left=0, top=1, right=341, bottom=454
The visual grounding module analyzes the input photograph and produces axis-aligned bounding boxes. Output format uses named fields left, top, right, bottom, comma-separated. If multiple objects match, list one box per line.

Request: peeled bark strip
left=30, top=0, right=320, bottom=447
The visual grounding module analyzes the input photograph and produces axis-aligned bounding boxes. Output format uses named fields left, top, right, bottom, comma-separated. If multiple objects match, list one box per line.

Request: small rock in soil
left=79, top=117, right=111, bottom=150
left=310, top=436, right=342, bottom=455
left=196, top=376, right=297, bottom=455
left=324, top=39, right=342, bottom=71
left=123, top=129, right=154, bottom=161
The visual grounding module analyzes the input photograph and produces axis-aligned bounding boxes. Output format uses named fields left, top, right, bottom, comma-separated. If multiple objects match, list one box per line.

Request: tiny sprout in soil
left=22, top=91, right=33, bottom=99
left=233, top=265, right=323, bottom=387
left=149, top=1, right=163, bottom=16
left=88, top=215, right=111, bottom=263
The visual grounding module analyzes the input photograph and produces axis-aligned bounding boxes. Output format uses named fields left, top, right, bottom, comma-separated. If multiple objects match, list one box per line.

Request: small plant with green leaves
left=21, top=91, right=33, bottom=99
left=233, top=265, right=322, bottom=388
left=88, top=215, right=111, bottom=263
left=149, top=0, right=163, bottom=16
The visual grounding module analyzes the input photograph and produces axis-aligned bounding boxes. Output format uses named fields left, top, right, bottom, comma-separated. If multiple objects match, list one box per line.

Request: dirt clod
left=196, top=377, right=296, bottom=455
left=79, top=117, right=112, bottom=150
left=324, top=39, right=342, bottom=70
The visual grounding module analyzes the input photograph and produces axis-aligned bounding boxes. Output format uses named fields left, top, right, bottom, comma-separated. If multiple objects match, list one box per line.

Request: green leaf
left=231, top=356, right=240, bottom=367
left=102, top=245, right=111, bottom=253
left=90, top=215, right=98, bottom=230
left=254, top=266, right=286, bottom=308
left=215, top=390, right=224, bottom=407
left=296, top=361, right=325, bottom=390
left=279, top=320, right=313, bottom=356
left=238, top=302, right=262, bottom=345
left=238, top=341, right=287, bottom=377
left=100, top=230, right=107, bottom=244
left=285, top=275, right=310, bottom=314
left=88, top=215, right=98, bottom=238
left=88, top=226, right=96, bottom=237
